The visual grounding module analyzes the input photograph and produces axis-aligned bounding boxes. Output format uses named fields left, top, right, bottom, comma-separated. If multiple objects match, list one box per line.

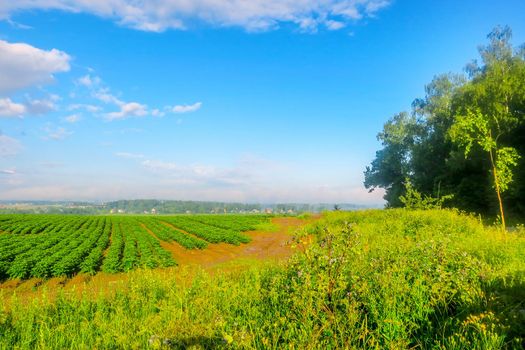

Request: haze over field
left=0, top=0, right=524, bottom=205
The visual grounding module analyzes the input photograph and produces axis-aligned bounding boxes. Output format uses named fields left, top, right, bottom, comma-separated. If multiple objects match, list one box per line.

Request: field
left=0, top=209, right=524, bottom=349
left=0, top=214, right=271, bottom=281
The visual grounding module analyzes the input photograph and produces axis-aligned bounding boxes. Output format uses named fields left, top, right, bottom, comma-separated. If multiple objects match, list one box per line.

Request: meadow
left=0, top=209, right=524, bottom=349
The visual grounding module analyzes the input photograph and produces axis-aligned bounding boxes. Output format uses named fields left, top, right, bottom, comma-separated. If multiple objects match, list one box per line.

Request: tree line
left=364, top=26, right=525, bottom=226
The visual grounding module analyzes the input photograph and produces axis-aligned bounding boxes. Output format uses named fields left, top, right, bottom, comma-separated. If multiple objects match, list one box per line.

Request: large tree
left=365, top=26, right=525, bottom=219
left=450, top=26, right=524, bottom=228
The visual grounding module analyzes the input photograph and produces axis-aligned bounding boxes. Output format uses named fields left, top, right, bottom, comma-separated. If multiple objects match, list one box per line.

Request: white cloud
left=173, top=102, right=202, bottom=113
left=75, top=71, right=174, bottom=121
left=0, top=96, right=60, bottom=118
left=77, top=74, right=101, bottom=87
left=115, top=152, right=145, bottom=159
left=64, top=114, right=81, bottom=123
left=0, top=1, right=391, bottom=32
left=93, top=89, right=124, bottom=106
left=106, top=102, right=148, bottom=120
left=0, top=39, right=70, bottom=94
left=0, top=133, right=22, bottom=157
left=25, top=98, right=56, bottom=114
left=141, top=159, right=180, bottom=171
left=326, top=20, right=345, bottom=30
left=6, top=18, right=33, bottom=29
left=0, top=97, right=26, bottom=117
left=151, top=108, right=165, bottom=117
left=43, top=126, right=72, bottom=140
left=0, top=169, right=16, bottom=175
left=68, top=103, right=101, bottom=113
left=0, top=152, right=385, bottom=205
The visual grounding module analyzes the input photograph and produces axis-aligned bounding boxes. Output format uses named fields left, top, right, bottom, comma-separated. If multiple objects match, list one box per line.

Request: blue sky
left=0, top=0, right=524, bottom=204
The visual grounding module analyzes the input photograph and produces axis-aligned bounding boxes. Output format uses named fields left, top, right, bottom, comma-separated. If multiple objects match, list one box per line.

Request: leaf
left=495, top=147, right=520, bottom=192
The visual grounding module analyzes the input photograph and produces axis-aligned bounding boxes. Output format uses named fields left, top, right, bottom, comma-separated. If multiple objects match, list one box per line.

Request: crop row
left=161, top=217, right=251, bottom=245
left=4, top=219, right=103, bottom=279
left=186, top=215, right=270, bottom=232
left=139, top=218, right=208, bottom=249
left=0, top=215, right=90, bottom=235
left=0, top=214, right=271, bottom=280
left=101, top=219, right=176, bottom=273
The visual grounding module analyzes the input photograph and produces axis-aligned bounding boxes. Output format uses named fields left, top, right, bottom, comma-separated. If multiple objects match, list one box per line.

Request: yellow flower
left=223, top=333, right=234, bottom=345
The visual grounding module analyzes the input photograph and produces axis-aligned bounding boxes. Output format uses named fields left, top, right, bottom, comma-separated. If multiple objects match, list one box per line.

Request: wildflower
left=148, top=335, right=161, bottom=348
left=223, top=333, right=234, bottom=345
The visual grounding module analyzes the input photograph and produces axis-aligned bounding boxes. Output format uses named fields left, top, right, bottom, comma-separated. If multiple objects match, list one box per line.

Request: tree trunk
left=489, top=148, right=506, bottom=231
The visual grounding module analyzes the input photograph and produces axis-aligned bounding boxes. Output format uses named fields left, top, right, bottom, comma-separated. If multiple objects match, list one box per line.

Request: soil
left=156, top=217, right=306, bottom=268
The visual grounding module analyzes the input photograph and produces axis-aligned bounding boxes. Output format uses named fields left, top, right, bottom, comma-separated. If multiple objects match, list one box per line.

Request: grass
left=1, top=209, right=524, bottom=349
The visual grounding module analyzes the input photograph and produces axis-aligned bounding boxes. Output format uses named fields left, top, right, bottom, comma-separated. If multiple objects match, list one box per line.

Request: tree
left=364, top=112, right=418, bottom=207
left=365, top=26, right=524, bottom=219
left=449, top=109, right=520, bottom=230
left=450, top=26, right=523, bottom=230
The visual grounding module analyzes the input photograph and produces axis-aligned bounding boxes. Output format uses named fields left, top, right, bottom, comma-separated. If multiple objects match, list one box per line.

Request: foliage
left=0, top=209, right=524, bottom=349
left=364, top=26, right=525, bottom=219
left=399, top=178, right=454, bottom=209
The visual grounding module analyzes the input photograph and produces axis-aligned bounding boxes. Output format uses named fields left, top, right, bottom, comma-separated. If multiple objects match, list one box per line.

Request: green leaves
left=399, top=179, right=454, bottom=210
left=367, top=26, right=525, bottom=217
left=495, top=147, right=520, bottom=192
left=449, top=109, right=495, bottom=156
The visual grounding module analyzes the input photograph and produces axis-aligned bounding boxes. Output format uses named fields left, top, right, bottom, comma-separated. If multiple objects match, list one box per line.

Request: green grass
left=1, top=209, right=524, bottom=349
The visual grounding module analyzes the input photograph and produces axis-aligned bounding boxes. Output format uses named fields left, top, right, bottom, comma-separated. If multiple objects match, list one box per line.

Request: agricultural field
left=0, top=209, right=524, bottom=349
left=0, top=214, right=271, bottom=281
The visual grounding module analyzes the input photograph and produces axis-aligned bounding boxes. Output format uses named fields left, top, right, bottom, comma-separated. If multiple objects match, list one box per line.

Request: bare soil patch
left=159, top=217, right=307, bottom=268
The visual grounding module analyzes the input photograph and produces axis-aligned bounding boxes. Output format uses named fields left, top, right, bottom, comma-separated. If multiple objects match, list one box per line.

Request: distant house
left=264, top=208, right=273, bottom=214
left=110, top=209, right=116, bottom=214
left=118, top=209, right=125, bottom=214
left=151, top=208, right=157, bottom=214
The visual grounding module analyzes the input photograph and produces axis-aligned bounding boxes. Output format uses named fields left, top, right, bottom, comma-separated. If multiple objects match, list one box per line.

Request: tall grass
left=0, top=209, right=524, bottom=349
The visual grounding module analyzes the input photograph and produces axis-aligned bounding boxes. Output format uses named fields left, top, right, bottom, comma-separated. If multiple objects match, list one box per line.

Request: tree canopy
left=365, top=26, right=525, bottom=219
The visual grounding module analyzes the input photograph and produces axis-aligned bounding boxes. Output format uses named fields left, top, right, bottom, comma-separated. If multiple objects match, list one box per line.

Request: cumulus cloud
left=151, top=108, right=165, bottom=117
left=0, top=1, right=391, bottom=32
left=0, top=96, right=60, bottom=118
left=0, top=133, right=22, bottom=157
left=25, top=97, right=56, bottom=114
left=93, top=89, right=124, bottom=106
left=0, top=39, right=70, bottom=94
left=0, top=97, right=26, bottom=117
left=77, top=74, right=101, bottom=87
left=173, top=102, right=202, bottom=113
left=64, top=114, right=81, bottom=123
left=106, top=102, right=148, bottom=120
left=326, top=20, right=345, bottom=30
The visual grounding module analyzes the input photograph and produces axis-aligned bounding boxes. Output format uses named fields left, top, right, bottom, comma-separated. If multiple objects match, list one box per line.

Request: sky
left=0, top=1, right=524, bottom=205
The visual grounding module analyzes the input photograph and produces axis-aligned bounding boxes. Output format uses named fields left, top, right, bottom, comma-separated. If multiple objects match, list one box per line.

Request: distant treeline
left=365, top=26, right=525, bottom=219
left=0, top=200, right=368, bottom=215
